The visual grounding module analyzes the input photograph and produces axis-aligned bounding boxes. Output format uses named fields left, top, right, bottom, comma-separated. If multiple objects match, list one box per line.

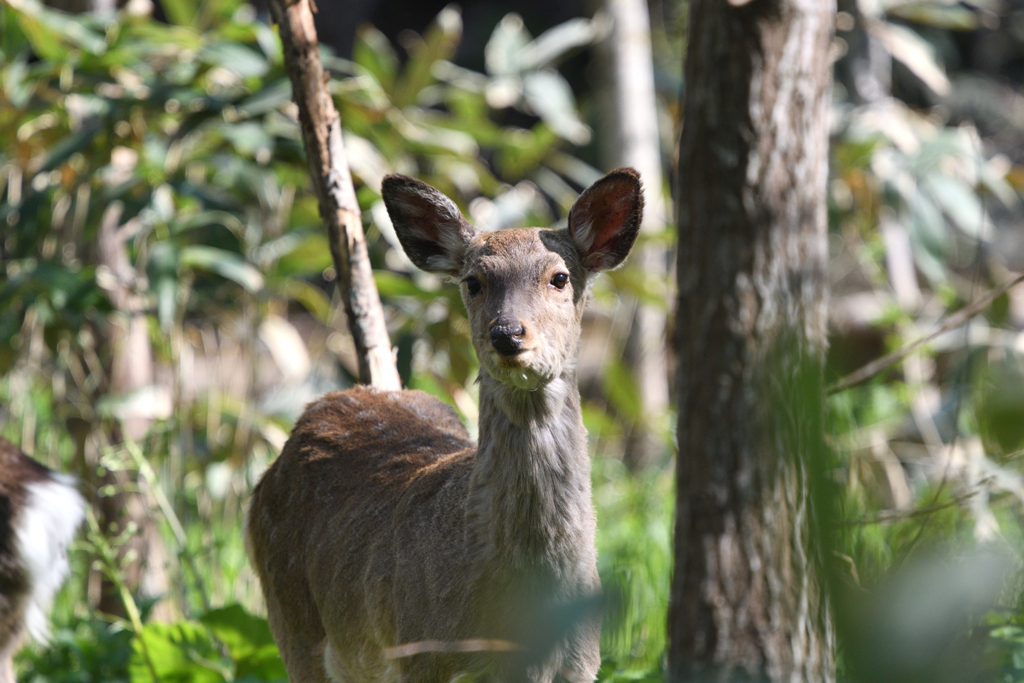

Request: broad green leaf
left=602, top=358, right=642, bottom=423
left=154, top=276, right=179, bottom=330
left=253, top=19, right=281, bottom=64
left=179, top=245, right=265, bottom=292
left=11, top=0, right=107, bottom=59
left=517, top=17, right=600, bottom=72
left=522, top=70, right=590, bottom=144
left=34, top=121, right=103, bottom=174
left=903, top=203, right=948, bottom=283
left=200, top=41, right=268, bottom=78
left=172, top=210, right=245, bottom=236
left=129, top=622, right=226, bottom=683
left=922, top=172, right=985, bottom=237
left=0, top=7, right=32, bottom=65
left=238, top=78, right=291, bottom=116
left=221, top=121, right=272, bottom=157
left=873, top=21, right=950, bottom=95
left=273, top=233, right=333, bottom=278
left=279, top=279, right=332, bottom=324
left=906, top=188, right=948, bottom=253
left=375, top=271, right=427, bottom=299
left=485, top=13, right=531, bottom=77
left=199, top=605, right=275, bottom=661
left=353, top=25, right=398, bottom=92
left=978, top=158, right=1019, bottom=209
left=394, top=110, right=477, bottom=156
left=161, top=0, right=202, bottom=29
left=393, top=5, right=461, bottom=108
left=887, top=3, right=979, bottom=30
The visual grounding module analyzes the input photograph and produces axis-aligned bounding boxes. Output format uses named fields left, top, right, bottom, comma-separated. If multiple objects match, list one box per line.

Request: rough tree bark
left=597, top=0, right=671, bottom=470
left=268, top=0, right=401, bottom=390
left=669, top=0, right=835, bottom=681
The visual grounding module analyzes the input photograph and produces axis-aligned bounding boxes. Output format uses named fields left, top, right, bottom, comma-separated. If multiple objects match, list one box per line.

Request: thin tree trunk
left=597, top=0, right=671, bottom=470
left=268, top=0, right=401, bottom=390
left=95, top=202, right=172, bottom=622
left=669, top=0, right=835, bottom=680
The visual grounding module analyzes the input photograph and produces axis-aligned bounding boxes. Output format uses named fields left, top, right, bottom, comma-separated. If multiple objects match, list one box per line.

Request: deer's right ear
left=382, top=175, right=477, bottom=275
left=568, top=168, right=643, bottom=272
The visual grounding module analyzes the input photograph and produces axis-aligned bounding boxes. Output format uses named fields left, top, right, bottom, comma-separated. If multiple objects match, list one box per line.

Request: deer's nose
left=489, top=320, right=526, bottom=356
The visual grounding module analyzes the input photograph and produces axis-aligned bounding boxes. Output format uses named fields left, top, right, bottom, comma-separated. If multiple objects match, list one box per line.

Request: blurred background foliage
left=1, top=0, right=1024, bottom=680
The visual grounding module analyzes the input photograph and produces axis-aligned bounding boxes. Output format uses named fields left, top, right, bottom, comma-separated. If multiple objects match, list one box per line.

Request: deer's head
left=383, top=169, right=643, bottom=391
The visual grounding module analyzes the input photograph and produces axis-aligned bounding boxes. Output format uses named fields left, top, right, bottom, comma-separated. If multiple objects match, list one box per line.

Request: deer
left=246, top=167, right=643, bottom=683
left=0, top=437, right=85, bottom=683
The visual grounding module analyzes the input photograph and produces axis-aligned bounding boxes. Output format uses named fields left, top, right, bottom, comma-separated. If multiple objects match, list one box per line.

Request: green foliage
left=828, top=6, right=1024, bottom=674
left=594, top=459, right=672, bottom=678
left=129, top=605, right=284, bottom=683
left=20, top=619, right=134, bottom=683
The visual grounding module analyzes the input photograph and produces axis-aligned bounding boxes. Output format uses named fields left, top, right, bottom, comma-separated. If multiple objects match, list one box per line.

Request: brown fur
left=246, top=169, right=643, bottom=683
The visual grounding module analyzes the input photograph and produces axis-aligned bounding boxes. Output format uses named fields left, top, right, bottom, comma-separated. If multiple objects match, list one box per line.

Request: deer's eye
left=549, top=273, right=569, bottom=290
left=463, top=277, right=482, bottom=296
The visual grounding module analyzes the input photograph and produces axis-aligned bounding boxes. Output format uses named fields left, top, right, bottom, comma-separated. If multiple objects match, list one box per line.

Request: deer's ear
left=382, top=175, right=478, bottom=274
left=568, top=168, right=643, bottom=272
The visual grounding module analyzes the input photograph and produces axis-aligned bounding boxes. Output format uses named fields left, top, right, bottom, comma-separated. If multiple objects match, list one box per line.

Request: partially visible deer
left=0, top=438, right=85, bottom=683
left=246, top=168, right=643, bottom=682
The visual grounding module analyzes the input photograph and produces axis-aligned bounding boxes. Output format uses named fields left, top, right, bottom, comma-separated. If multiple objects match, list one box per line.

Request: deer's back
left=247, top=387, right=477, bottom=665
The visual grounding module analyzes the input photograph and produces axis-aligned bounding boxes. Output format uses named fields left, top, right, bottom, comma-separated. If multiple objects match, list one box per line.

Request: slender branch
left=839, top=489, right=980, bottom=526
left=827, top=273, right=1024, bottom=394
left=268, top=0, right=401, bottom=389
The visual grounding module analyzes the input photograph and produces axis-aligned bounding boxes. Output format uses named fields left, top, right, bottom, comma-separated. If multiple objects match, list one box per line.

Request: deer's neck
left=467, top=370, right=597, bottom=581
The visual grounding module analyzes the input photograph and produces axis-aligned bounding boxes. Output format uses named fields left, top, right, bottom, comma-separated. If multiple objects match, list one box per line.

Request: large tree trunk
left=669, top=1, right=835, bottom=681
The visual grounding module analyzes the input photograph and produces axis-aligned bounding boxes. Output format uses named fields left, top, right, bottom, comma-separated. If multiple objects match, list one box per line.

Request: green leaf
left=238, top=78, right=291, bottom=116
left=179, top=245, right=265, bottom=292
left=922, top=172, right=985, bottom=237
left=353, top=25, right=398, bottom=92
left=253, top=19, right=281, bottom=64
left=12, top=0, right=107, bottom=59
left=517, top=17, right=599, bottom=72
left=905, top=191, right=948, bottom=255
left=887, top=3, right=979, bottom=30
left=1, top=8, right=32, bottom=69
left=602, top=358, right=642, bottom=423
left=201, top=606, right=287, bottom=680
left=522, top=70, right=589, bottom=144
left=278, top=279, right=332, bottom=324
left=129, top=622, right=226, bottom=683
left=221, top=121, right=272, bottom=157
left=485, top=13, right=531, bottom=77
left=274, top=233, right=333, bottom=278
left=200, top=41, right=269, bottom=78
left=374, top=271, right=428, bottom=299
left=393, top=6, right=461, bottom=108
left=160, top=0, right=202, bottom=28
left=200, top=605, right=274, bottom=661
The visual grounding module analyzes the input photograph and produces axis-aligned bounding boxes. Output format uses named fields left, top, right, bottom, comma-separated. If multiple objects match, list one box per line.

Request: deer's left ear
left=568, top=167, right=644, bottom=272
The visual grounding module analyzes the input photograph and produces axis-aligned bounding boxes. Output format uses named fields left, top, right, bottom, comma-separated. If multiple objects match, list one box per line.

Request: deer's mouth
left=495, top=351, right=532, bottom=369
left=483, top=349, right=551, bottom=390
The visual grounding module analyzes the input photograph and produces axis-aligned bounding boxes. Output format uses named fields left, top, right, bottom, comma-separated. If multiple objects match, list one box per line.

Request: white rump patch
left=17, top=474, right=85, bottom=643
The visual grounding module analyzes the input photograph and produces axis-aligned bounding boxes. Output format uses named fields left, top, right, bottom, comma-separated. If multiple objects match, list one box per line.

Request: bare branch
left=828, top=273, right=1024, bottom=395
left=268, top=0, right=401, bottom=389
